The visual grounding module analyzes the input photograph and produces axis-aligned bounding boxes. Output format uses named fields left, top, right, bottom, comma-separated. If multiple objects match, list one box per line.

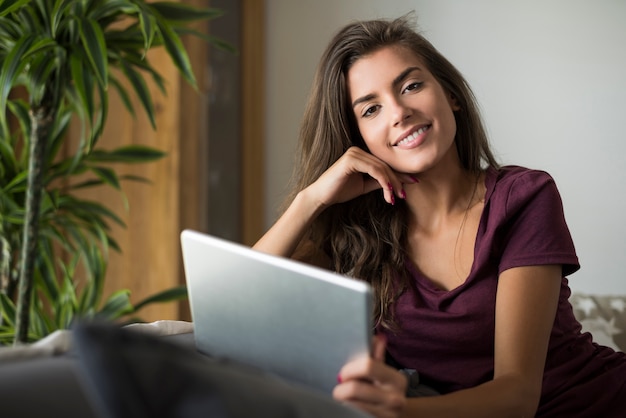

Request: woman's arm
left=335, top=264, right=562, bottom=418
left=253, top=147, right=412, bottom=261
left=252, top=188, right=326, bottom=260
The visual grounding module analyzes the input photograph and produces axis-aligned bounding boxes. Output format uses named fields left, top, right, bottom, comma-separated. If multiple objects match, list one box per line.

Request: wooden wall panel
left=73, top=45, right=184, bottom=322
left=102, top=47, right=183, bottom=322
left=241, top=0, right=266, bottom=246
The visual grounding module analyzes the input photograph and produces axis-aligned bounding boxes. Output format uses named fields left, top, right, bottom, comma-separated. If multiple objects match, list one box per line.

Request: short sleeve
left=497, top=170, right=580, bottom=277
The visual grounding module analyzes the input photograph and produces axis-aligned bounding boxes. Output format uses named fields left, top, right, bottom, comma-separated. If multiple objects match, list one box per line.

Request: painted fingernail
left=337, top=373, right=343, bottom=383
left=390, top=193, right=395, bottom=205
left=387, top=182, right=393, bottom=191
left=410, top=175, right=419, bottom=183
left=400, top=188, right=406, bottom=199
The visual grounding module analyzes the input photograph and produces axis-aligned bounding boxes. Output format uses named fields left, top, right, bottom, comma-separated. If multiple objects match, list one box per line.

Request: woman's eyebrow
left=351, top=66, right=423, bottom=109
left=392, top=66, right=422, bottom=89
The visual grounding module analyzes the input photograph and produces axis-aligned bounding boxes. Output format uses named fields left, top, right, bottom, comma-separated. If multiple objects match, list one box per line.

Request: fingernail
left=390, top=193, right=395, bottom=205
left=410, top=175, right=419, bottom=183
left=337, top=373, right=343, bottom=383
left=387, top=182, right=393, bottom=191
left=400, top=188, right=406, bottom=199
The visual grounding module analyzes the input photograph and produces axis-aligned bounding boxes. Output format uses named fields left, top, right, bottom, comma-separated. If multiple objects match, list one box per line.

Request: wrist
left=295, top=186, right=328, bottom=218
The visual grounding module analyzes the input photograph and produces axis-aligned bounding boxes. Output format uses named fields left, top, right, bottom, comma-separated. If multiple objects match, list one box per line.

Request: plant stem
left=14, top=106, right=52, bottom=345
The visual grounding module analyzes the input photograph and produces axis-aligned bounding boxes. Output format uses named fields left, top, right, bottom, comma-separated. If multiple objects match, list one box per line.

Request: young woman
left=254, top=15, right=626, bottom=418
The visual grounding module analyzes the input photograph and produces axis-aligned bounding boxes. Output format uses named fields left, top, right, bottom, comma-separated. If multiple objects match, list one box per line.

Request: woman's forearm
left=252, top=189, right=326, bottom=258
left=402, top=376, right=539, bottom=418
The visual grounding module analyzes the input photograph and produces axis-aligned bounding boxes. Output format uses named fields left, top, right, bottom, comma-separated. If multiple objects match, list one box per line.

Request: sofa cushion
left=0, top=355, right=99, bottom=418
left=570, top=293, right=626, bottom=352
left=73, top=321, right=369, bottom=418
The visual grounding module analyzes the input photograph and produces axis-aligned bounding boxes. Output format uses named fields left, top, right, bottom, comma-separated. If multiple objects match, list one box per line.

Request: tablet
left=181, top=229, right=373, bottom=394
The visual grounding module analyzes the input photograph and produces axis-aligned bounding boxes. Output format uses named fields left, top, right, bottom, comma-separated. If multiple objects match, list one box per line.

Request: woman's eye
left=403, top=82, right=423, bottom=93
left=362, top=105, right=379, bottom=117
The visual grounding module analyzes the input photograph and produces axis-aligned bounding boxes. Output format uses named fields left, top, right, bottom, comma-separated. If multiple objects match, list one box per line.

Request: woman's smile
left=394, top=124, right=431, bottom=149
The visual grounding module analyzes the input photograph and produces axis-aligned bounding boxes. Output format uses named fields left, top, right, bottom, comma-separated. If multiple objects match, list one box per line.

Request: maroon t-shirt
left=380, top=166, right=626, bottom=416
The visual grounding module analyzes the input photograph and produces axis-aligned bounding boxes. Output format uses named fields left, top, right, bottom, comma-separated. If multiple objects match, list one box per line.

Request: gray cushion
left=0, top=355, right=99, bottom=418
left=570, top=293, right=626, bottom=352
left=73, top=321, right=369, bottom=418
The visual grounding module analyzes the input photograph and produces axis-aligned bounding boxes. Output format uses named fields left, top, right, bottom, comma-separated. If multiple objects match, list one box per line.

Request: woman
left=254, top=15, right=626, bottom=417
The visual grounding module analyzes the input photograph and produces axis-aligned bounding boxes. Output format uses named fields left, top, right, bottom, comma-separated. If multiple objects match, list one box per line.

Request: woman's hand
left=304, top=146, right=417, bottom=209
left=253, top=146, right=417, bottom=261
left=334, top=335, right=408, bottom=418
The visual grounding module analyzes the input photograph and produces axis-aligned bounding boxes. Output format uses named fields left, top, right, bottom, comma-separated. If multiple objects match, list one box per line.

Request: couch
left=0, top=294, right=623, bottom=418
left=0, top=321, right=369, bottom=418
left=568, top=293, right=625, bottom=352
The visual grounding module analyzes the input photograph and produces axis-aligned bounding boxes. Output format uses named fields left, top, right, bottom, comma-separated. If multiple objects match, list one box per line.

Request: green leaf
left=138, top=7, right=157, bottom=54
left=117, top=51, right=167, bottom=94
left=200, top=31, right=239, bottom=54
left=35, top=243, right=61, bottom=303
left=39, top=190, right=59, bottom=217
left=7, top=99, right=30, bottom=139
left=0, top=16, right=21, bottom=43
left=46, top=152, right=89, bottom=183
left=178, top=29, right=237, bottom=54
left=132, top=285, right=188, bottom=312
left=58, top=274, right=78, bottom=313
left=61, top=198, right=126, bottom=228
left=0, top=0, right=29, bottom=17
left=89, top=77, right=109, bottom=149
left=0, top=35, right=34, bottom=139
left=78, top=245, right=107, bottom=314
left=18, top=5, right=40, bottom=38
left=50, top=0, right=74, bottom=37
left=88, top=0, right=136, bottom=21
left=3, top=171, right=28, bottom=193
left=70, top=53, right=95, bottom=127
left=88, top=145, right=166, bottom=163
left=119, top=60, right=156, bottom=128
left=30, top=292, right=54, bottom=336
left=90, top=166, right=121, bottom=190
left=2, top=101, right=27, bottom=174
left=45, top=105, right=73, bottom=168
left=97, top=289, right=133, bottom=320
left=24, top=51, right=60, bottom=106
left=23, top=37, right=57, bottom=60
left=0, top=292, right=16, bottom=327
left=150, top=2, right=223, bottom=22
left=78, top=17, right=108, bottom=89
left=109, top=74, right=135, bottom=118
left=154, top=14, right=196, bottom=88
left=64, top=174, right=149, bottom=194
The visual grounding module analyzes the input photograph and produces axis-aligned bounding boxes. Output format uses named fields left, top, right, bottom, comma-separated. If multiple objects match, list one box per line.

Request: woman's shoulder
left=488, top=164, right=554, bottom=184
left=485, top=165, right=564, bottom=215
left=486, top=165, right=557, bottom=198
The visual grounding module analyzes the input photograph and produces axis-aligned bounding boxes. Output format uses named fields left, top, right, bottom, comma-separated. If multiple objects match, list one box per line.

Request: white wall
left=264, top=0, right=626, bottom=295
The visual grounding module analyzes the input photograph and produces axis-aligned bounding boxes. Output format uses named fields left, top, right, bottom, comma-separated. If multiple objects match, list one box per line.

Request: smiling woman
left=253, top=14, right=626, bottom=418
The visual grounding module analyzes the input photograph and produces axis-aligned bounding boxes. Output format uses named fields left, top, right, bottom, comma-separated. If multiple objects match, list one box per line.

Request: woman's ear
left=448, top=93, right=461, bottom=111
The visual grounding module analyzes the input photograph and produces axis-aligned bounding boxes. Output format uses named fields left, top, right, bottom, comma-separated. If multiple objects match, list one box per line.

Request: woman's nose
left=391, top=99, right=411, bottom=127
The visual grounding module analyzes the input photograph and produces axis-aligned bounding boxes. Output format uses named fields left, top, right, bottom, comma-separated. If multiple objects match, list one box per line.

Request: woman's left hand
left=334, top=335, right=408, bottom=418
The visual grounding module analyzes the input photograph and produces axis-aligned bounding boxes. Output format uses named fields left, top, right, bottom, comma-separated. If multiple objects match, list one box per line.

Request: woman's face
left=347, top=45, right=459, bottom=175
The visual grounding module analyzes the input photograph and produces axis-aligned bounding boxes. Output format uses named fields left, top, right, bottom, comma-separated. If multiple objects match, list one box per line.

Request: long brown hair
left=284, top=14, right=498, bottom=329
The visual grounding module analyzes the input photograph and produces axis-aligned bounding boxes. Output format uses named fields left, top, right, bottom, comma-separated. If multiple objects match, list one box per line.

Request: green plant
left=0, top=0, right=226, bottom=345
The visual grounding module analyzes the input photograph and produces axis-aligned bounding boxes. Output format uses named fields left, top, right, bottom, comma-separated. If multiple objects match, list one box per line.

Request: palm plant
left=0, top=0, right=226, bottom=345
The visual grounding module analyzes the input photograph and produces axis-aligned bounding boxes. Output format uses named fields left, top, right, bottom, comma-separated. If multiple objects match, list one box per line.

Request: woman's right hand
left=253, top=147, right=416, bottom=259
left=304, top=146, right=417, bottom=209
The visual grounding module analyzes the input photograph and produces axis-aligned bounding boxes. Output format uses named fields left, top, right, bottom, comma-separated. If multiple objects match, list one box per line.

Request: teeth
left=397, top=126, right=428, bottom=145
